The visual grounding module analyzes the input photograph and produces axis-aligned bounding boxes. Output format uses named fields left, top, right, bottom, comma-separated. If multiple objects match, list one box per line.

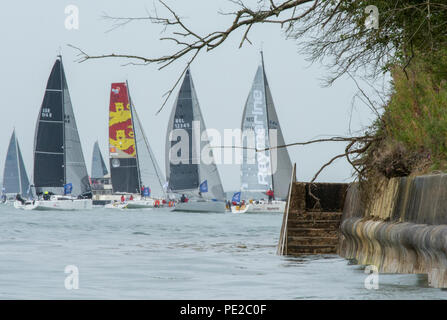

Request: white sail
left=191, top=75, right=225, bottom=201
left=62, top=67, right=91, bottom=196
left=131, top=102, right=166, bottom=199
left=240, top=54, right=292, bottom=200
left=264, top=73, right=293, bottom=200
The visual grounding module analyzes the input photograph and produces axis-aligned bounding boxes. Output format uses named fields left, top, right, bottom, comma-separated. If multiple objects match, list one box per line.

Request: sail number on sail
left=41, top=108, right=53, bottom=119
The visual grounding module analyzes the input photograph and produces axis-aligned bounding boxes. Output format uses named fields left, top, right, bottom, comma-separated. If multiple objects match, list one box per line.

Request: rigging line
left=15, top=132, right=23, bottom=195
left=60, top=56, right=67, bottom=186
left=260, top=50, right=275, bottom=192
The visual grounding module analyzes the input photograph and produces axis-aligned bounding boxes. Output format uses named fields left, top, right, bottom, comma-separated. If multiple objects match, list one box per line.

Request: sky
left=0, top=0, right=379, bottom=191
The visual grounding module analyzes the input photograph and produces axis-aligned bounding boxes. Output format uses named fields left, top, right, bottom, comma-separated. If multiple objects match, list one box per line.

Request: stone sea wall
left=339, top=174, right=447, bottom=288
left=278, top=181, right=347, bottom=256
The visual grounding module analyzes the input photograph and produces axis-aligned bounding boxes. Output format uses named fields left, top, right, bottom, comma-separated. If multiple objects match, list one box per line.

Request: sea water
left=0, top=205, right=445, bottom=299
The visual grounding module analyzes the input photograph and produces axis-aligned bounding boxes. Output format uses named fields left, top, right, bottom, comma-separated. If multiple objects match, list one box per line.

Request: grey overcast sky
left=0, top=0, right=378, bottom=191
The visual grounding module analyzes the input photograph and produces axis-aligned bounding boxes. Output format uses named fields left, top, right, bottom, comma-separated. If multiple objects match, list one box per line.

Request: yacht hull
left=245, top=201, right=286, bottom=213
left=230, top=204, right=250, bottom=213
left=104, top=202, right=128, bottom=209
left=14, top=199, right=92, bottom=211
left=173, top=201, right=226, bottom=213
left=125, top=199, right=155, bottom=209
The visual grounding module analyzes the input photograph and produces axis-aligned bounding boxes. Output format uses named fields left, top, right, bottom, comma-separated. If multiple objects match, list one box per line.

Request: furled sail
left=91, top=141, right=108, bottom=179
left=33, top=57, right=91, bottom=196
left=2, top=130, right=30, bottom=196
left=166, top=69, right=225, bottom=200
left=240, top=54, right=292, bottom=200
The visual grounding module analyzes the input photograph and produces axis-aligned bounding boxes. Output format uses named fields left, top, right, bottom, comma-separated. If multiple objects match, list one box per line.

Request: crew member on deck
left=43, top=191, right=50, bottom=201
left=120, top=195, right=125, bottom=203
left=180, top=194, right=187, bottom=203
left=16, top=194, right=25, bottom=204
left=266, top=188, right=274, bottom=203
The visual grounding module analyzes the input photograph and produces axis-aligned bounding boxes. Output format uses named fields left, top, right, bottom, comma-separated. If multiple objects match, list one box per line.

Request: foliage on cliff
left=357, top=50, right=447, bottom=202
left=75, top=1, right=447, bottom=186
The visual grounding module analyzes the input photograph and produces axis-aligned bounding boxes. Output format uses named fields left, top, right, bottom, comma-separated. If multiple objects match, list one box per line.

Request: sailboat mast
left=260, top=51, right=275, bottom=197
left=59, top=55, right=67, bottom=185
left=126, top=80, right=142, bottom=193
left=14, top=131, right=23, bottom=195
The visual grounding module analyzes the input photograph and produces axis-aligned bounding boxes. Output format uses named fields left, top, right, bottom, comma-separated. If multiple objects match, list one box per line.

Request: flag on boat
left=199, top=180, right=208, bottom=193
left=143, top=187, right=151, bottom=197
left=64, top=183, right=73, bottom=195
left=232, top=192, right=241, bottom=203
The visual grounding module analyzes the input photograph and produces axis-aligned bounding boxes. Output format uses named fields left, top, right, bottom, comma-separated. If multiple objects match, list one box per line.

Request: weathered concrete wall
left=339, top=174, right=447, bottom=288
left=278, top=182, right=348, bottom=256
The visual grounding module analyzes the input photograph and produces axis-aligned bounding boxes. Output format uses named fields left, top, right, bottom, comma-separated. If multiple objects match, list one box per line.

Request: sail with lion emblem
left=108, top=82, right=165, bottom=197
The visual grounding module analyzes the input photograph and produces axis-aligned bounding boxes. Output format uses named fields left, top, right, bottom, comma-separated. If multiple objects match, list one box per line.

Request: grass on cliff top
left=371, top=54, right=447, bottom=175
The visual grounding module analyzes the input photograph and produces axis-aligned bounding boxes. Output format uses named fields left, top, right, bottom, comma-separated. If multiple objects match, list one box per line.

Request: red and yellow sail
left=109, top=83, right=136, bottom=158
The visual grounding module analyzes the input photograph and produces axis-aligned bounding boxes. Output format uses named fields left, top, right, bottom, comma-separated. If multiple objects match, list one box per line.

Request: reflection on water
left=0, top=206, right=445, bottom=299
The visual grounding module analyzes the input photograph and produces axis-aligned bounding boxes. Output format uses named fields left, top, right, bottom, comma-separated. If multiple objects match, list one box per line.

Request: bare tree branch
left=69, top=0, right=316, bottom=112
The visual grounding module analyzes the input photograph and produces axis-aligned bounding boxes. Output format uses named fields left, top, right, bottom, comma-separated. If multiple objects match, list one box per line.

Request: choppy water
left=0, top=205, right=445, bottom=299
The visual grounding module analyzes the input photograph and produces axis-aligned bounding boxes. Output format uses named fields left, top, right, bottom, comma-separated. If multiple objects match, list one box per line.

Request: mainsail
left=109, top=82, right=165, bottom=197
left=33, top=57, right=91, bottom=196
left=91, top=141, right=108, bottom=179
left=165, top=69, right=225, bottom=200
left=2, top=130, right=30, bottom=196
left=240, top=53, right=292, bottom=200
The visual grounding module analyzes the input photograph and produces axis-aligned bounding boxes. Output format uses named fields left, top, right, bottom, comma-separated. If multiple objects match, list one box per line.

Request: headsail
left=166, top=69, right=225, bottom=200
left=192, top=74, right=225, bottom=201
left=240, top=54, right=292, bottom=200
left=2, top=130, right=30, bottom=196
left=33, top=57, right=91, bottom=196
left=91, top=141, right=108, bottom=179
left=62, top=64, right=91, bottom=196
left=131, top=99, right=166, bottom=198
left=264, top=67, right=293, bottom=200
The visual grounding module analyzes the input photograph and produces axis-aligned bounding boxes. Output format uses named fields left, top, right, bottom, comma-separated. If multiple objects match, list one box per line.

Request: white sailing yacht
left=108, top=81, right=166, bottom=209
left=239, top=53, right=293, bottom=213
left=15, top=56, right=92, bottom=211
left=166, top=69, right=226, bottom=213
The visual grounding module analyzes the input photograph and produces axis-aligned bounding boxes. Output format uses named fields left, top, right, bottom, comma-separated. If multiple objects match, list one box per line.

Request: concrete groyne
left=339, top=174, right=447, bottom=288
